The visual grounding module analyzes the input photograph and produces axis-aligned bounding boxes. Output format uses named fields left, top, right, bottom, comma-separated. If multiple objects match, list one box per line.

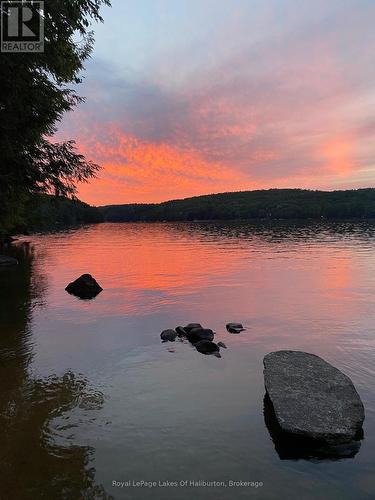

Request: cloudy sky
left=57, top=0, right=375, bottom=205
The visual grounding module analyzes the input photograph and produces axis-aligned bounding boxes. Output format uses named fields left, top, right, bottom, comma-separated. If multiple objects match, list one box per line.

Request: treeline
left=0, top=195, right=103, bottom=236
left=26, top=195, right=103, bottom=231
left=100, top=189, right=375, bottom=222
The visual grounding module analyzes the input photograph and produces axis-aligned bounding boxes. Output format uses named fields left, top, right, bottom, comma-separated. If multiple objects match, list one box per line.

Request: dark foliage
left=25, top=194, right=103, bottom=231
left=100, top=189, right=375, bottom=222
left=0, top=0, right=110, bottom=235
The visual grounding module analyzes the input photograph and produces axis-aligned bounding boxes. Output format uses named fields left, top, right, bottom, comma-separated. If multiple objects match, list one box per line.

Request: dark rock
left=186, top=327, right=214, bottom=344
left=263, top=394, right=362, bottom=460
left=226, top=322, right=243, bottom=329
left=160, top=329, right=177, bottom=342
left=217, top=341, right=227, bottom=349
left=184, top=323, right=203, bottom=333
left=65, top=274, right=103, bottom=299
left=175, top=326, right=187, bottom=338
left=0, top=255, right=18, bottom=266
left=195, top=340, right=220, bottom=356
left=226, top=322, right=245, bottom=334
left=263, top=350, right=365, bottom=445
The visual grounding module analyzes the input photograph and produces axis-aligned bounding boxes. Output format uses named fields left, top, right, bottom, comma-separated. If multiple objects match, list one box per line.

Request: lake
left=1, top=221, right=375, bottom=500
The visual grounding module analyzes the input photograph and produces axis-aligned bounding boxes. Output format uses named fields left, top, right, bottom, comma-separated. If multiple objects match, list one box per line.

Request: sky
left=57, top=0, right=375, bottom=205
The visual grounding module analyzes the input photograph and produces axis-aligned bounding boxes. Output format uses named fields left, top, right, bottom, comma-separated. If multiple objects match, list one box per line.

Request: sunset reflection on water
left=2, top=221, right=375, bottom=499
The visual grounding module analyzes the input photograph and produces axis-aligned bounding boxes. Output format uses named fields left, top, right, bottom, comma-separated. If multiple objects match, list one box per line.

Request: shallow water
left=1, top=221, right=375, bottom=499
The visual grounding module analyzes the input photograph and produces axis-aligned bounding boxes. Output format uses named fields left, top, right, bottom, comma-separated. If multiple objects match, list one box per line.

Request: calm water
left=1, top=221, right=375, bottom=500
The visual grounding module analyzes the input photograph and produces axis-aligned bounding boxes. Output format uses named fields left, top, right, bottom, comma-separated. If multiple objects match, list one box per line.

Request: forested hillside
left=26, top=195, right=103, bottom=231
left=100, top=189, right=375, bottom=222
left=1, top=195, right=103, bottom=238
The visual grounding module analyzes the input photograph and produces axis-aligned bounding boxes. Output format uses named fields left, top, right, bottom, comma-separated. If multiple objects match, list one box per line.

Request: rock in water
left=175, top=326, right=187, bottom=338
left=0, top=255, right=18, bottom=266
left=186, top=328, right=214, bottom=344
left=195, top=340, right=220, bottom=356
left=65, top=274, right=103, bottom=299
left=217, top=341, right=227, bottom=349
left=160, top=329, right=177, bottom=342
left=184, top=323, right=203, bottom=333
left=226, top=322, right=245, bottom=334
left=263, top=394, right=362, bottom=460
left=263, top=350, right=365, bottom=445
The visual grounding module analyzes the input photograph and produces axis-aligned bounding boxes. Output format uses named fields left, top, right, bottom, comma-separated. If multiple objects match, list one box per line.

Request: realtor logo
left=1, top=1, right=44, bottom=52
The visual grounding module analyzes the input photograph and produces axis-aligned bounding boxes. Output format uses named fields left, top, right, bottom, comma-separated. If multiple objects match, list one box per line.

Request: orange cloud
left=55, top=2, right=375, bottom=206
left=75, top=123, right=262, bottom=205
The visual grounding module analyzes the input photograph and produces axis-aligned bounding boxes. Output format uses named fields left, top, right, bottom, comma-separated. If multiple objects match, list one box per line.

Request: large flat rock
left=263, top=350, right=365, bottom=444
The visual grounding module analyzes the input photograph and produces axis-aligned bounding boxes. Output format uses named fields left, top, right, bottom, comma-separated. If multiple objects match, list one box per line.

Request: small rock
left=184, top=323, right=203, bottom=333
left=0, top=255, right=18, bottom=266
left=65, top=274, right=103, bottom=299
left=226, top=322, right=245, bottom=334
left=217, top=341, right=227, bottom=349
left=195, top=340, right=220, bottom=356
left=264, top=350, right=365, bottom=445
left=160, top=329, right=177, bottom=342
left=175, top=326, right=187, bottom=338
left=186, top=328, right=214, bottom=344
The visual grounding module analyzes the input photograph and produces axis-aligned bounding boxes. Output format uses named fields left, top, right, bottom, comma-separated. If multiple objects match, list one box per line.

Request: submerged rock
left=263, top=350, right=365, bottom=445
left=195, top=340, right=220, bottom=356
left=0, top=255, right=18, bottom=266
left=186, top=327, right=214, bottom=344
left=65, top=274, right=103, bottom=299
left=226, top=322, right=245, bottom=334
left=184, top=323, right=203, bottom=333
left=160, top=329, right=177, bottom=342
left=217, top=341, right=227, bottom=349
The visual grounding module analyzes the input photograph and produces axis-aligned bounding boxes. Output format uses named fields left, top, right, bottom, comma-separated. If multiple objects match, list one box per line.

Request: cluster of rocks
left=62, top=275, right=251, bottom=345
left=63, top=275, right=366, bottom=456
left=5, top=242, right=366, bottom=457
left=160, top=323, right=228, bottom=357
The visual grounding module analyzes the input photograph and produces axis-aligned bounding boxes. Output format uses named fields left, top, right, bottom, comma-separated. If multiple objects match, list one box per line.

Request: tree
left=0, top=0, right=111, bottom=234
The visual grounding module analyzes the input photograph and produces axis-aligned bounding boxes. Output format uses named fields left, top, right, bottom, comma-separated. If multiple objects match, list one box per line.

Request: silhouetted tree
left=0, top=0, right=111, bottom=234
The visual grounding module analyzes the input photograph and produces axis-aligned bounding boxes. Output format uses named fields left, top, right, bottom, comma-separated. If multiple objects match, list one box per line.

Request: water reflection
left=174, top=219, right=375, bottom=243
left=0, top=243, right=111, bottom=499
left=3, top=222, right=375, bottom=500
left=263, top=394, right=362, bottom=461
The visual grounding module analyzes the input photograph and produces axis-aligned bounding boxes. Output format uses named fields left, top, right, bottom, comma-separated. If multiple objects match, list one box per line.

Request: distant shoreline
left=4, top=189, right=375, bottom=240
left=99, top=188, right=375, bottom=223
left=98, top=217, right=375, bottom=223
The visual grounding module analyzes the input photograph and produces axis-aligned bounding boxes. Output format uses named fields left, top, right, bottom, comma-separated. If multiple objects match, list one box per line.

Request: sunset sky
left=57, top=0, right=375, bottom=206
